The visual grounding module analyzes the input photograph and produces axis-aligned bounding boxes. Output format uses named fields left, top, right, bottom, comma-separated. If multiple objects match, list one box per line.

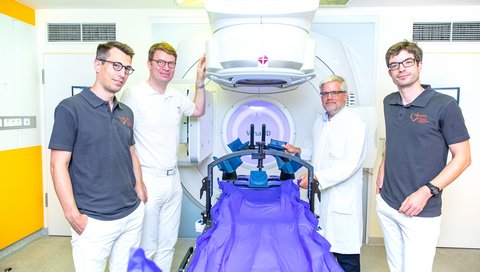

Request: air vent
left=413, top=22, right=480, bottom=42
left=48, top=23, right=81, bottom=42
left=48, top=23, right=116, bottom=42
left=346, top=92, right=356, bottom=107
left=82, top=24, right=116, bottom=41
left=452, top=22, right=480, bottom=41
left=412, top=23, right=451, bottom=42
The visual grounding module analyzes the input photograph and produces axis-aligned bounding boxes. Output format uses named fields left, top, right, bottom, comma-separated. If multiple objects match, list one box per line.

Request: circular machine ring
left=220, top=95, right=296, bottom=170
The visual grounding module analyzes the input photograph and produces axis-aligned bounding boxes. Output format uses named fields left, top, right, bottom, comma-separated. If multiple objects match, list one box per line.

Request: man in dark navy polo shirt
left=376, top=40, right=471, bottom=272
left=49, top=41, right=147, bottom=272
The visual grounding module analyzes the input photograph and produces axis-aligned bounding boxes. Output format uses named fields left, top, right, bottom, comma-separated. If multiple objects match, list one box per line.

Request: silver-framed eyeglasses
left=150, top=58, right=176, bottom=69
left=387, top=58, right=418, bottom=71
left=320, top=90, right=346, bottom=98
left=96, top=58, right=134, bottom=75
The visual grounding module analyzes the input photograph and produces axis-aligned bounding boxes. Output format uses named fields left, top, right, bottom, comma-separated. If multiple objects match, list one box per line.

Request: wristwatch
left=425, top=182, right=440, bottom=196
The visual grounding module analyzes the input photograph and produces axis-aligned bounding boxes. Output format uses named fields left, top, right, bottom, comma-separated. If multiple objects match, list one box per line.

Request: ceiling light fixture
left=174, top=0, right=205, bottom=7
left=319, top=0, right=351, bottom=6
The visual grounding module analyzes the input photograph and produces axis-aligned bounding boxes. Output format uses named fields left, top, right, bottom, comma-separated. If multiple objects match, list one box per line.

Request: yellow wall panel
left=0, top=0, right=35, bottom=25
left=0, top=146, right=44, bottom=250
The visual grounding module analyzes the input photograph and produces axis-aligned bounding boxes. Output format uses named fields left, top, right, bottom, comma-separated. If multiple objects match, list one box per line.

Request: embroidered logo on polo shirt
left=119, top=116, right=132, bottom=127
left=410, top=112, right=430, bottom=124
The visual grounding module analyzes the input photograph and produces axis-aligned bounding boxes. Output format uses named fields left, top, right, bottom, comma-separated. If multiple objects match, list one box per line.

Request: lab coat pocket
left=331, top=185, right=354, bottom=215
left=327, top=139, right=345, bottom=161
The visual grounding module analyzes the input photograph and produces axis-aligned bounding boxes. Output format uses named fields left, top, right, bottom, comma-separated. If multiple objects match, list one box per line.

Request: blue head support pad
left=214, top=138, right=248, bottom=174
left=274, top=152, right=302, bottom=174
left=268, top=139, right=287, bottom=151
left=228, top=138, right=250, bottom=152
left=249, top=170, right=268, bottom=187
left=214, top=156, right=242, bottom=173
left=268, top=138, right=302, bottom=174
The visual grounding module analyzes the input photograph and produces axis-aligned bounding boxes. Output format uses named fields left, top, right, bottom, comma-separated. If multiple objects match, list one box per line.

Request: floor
left=1, top=233, right=479, bottom=272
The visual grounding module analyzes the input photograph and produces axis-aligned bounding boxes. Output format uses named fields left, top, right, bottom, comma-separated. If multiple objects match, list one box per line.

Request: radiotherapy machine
left=166, top=0, right=378, bottom=270
left=173, top=0, right=377, bottom=212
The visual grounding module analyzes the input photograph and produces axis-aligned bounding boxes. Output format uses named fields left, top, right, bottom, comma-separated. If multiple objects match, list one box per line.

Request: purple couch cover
left=187, top=181, right=343, bottom=272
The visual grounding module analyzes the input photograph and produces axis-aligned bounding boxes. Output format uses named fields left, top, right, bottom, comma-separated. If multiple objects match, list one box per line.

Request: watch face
left=427, top=183, right=439, bottom=195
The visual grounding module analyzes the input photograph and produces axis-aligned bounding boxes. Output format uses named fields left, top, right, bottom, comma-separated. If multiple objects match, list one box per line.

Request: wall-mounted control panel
left=0, top=116, right=37, bottom=130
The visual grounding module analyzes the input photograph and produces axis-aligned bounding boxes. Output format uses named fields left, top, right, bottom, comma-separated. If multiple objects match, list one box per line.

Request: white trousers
left=71, top=202, right=145, bottom=272
left=376, top=194, right=441, bottom=272
left=141, top=170, right=182, bottom=272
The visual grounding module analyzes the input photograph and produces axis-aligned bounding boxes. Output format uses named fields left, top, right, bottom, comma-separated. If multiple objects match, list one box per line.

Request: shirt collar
left=321, top=106, right=347, bottom=122
left=80, top=88, right=105, bottom=108
left=143, top=80, right=174, bottom=98
left=322, top=112, right=329, bottom=122
left=388, top=84, right=432, bottom=108
left=80, top=88, right=122, bottom=110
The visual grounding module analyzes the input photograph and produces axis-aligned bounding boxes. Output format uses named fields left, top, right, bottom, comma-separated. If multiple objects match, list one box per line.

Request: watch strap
left=426, top=182, right=440, bottom=196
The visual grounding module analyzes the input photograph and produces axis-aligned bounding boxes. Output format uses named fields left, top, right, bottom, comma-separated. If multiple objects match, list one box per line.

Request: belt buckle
left=166, top=168, right=175, bottom=176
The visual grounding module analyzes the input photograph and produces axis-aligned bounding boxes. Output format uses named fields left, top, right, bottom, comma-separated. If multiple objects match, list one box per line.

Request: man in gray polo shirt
left=49, top=41, right=147, bottom=272
left=376, top=40, right=471, bottom=272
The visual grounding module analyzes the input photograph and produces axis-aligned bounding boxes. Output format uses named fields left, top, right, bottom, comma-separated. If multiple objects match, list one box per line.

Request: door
left=43, top=53, right=95, bottom=235
left=422, top=51, right=480, bottom=248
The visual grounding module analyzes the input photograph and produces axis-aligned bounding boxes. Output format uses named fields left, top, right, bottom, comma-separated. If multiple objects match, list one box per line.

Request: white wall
left=0, top=13, right=40, bottom=151
left=36, top=5, right=480, bottom=246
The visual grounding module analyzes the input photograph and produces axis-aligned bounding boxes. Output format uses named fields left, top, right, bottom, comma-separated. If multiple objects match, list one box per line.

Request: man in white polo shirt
left=121, top=42, right=206, bottom=272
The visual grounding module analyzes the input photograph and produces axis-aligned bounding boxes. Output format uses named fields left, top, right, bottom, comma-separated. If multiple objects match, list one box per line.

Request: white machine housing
left=205, top=0, right=318, bottom=93
left=173, top=81, right=214, bottom=166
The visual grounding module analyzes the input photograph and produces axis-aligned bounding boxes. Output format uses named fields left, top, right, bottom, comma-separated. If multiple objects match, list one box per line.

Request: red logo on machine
left=258, top=55, right=269, bottom=65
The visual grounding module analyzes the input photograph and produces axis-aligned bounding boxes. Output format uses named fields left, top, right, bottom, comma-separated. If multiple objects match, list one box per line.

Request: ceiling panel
left=17, top=0, right=480, bottom=9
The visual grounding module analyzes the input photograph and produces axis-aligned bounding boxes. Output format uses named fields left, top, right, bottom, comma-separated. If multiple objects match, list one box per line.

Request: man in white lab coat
left=284, top=74, right=367, bottom=272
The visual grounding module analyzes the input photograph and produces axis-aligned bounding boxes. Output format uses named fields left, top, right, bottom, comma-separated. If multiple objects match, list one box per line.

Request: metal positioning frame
left=200, top=124, right=320, bottom=226
left=179, top=124, right=321, bottom=271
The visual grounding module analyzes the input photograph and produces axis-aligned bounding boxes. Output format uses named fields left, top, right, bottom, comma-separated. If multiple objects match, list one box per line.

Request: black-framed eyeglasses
left=320, top=90, right=346, bottom=98
left=96, top=58, right=134, bottom=75
left=387, top=58, right=418, bottom=71
left=150, top=58, right=176, bottom=69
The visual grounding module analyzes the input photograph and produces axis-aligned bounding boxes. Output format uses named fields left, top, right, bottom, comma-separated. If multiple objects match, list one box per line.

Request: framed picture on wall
left=433, top=87, right=460, bottom=104
left=71, top=86, right=88, bottom=96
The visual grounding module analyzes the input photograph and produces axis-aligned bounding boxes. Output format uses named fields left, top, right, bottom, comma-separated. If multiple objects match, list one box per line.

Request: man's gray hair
left=319, top=74, right=348, bottom=92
